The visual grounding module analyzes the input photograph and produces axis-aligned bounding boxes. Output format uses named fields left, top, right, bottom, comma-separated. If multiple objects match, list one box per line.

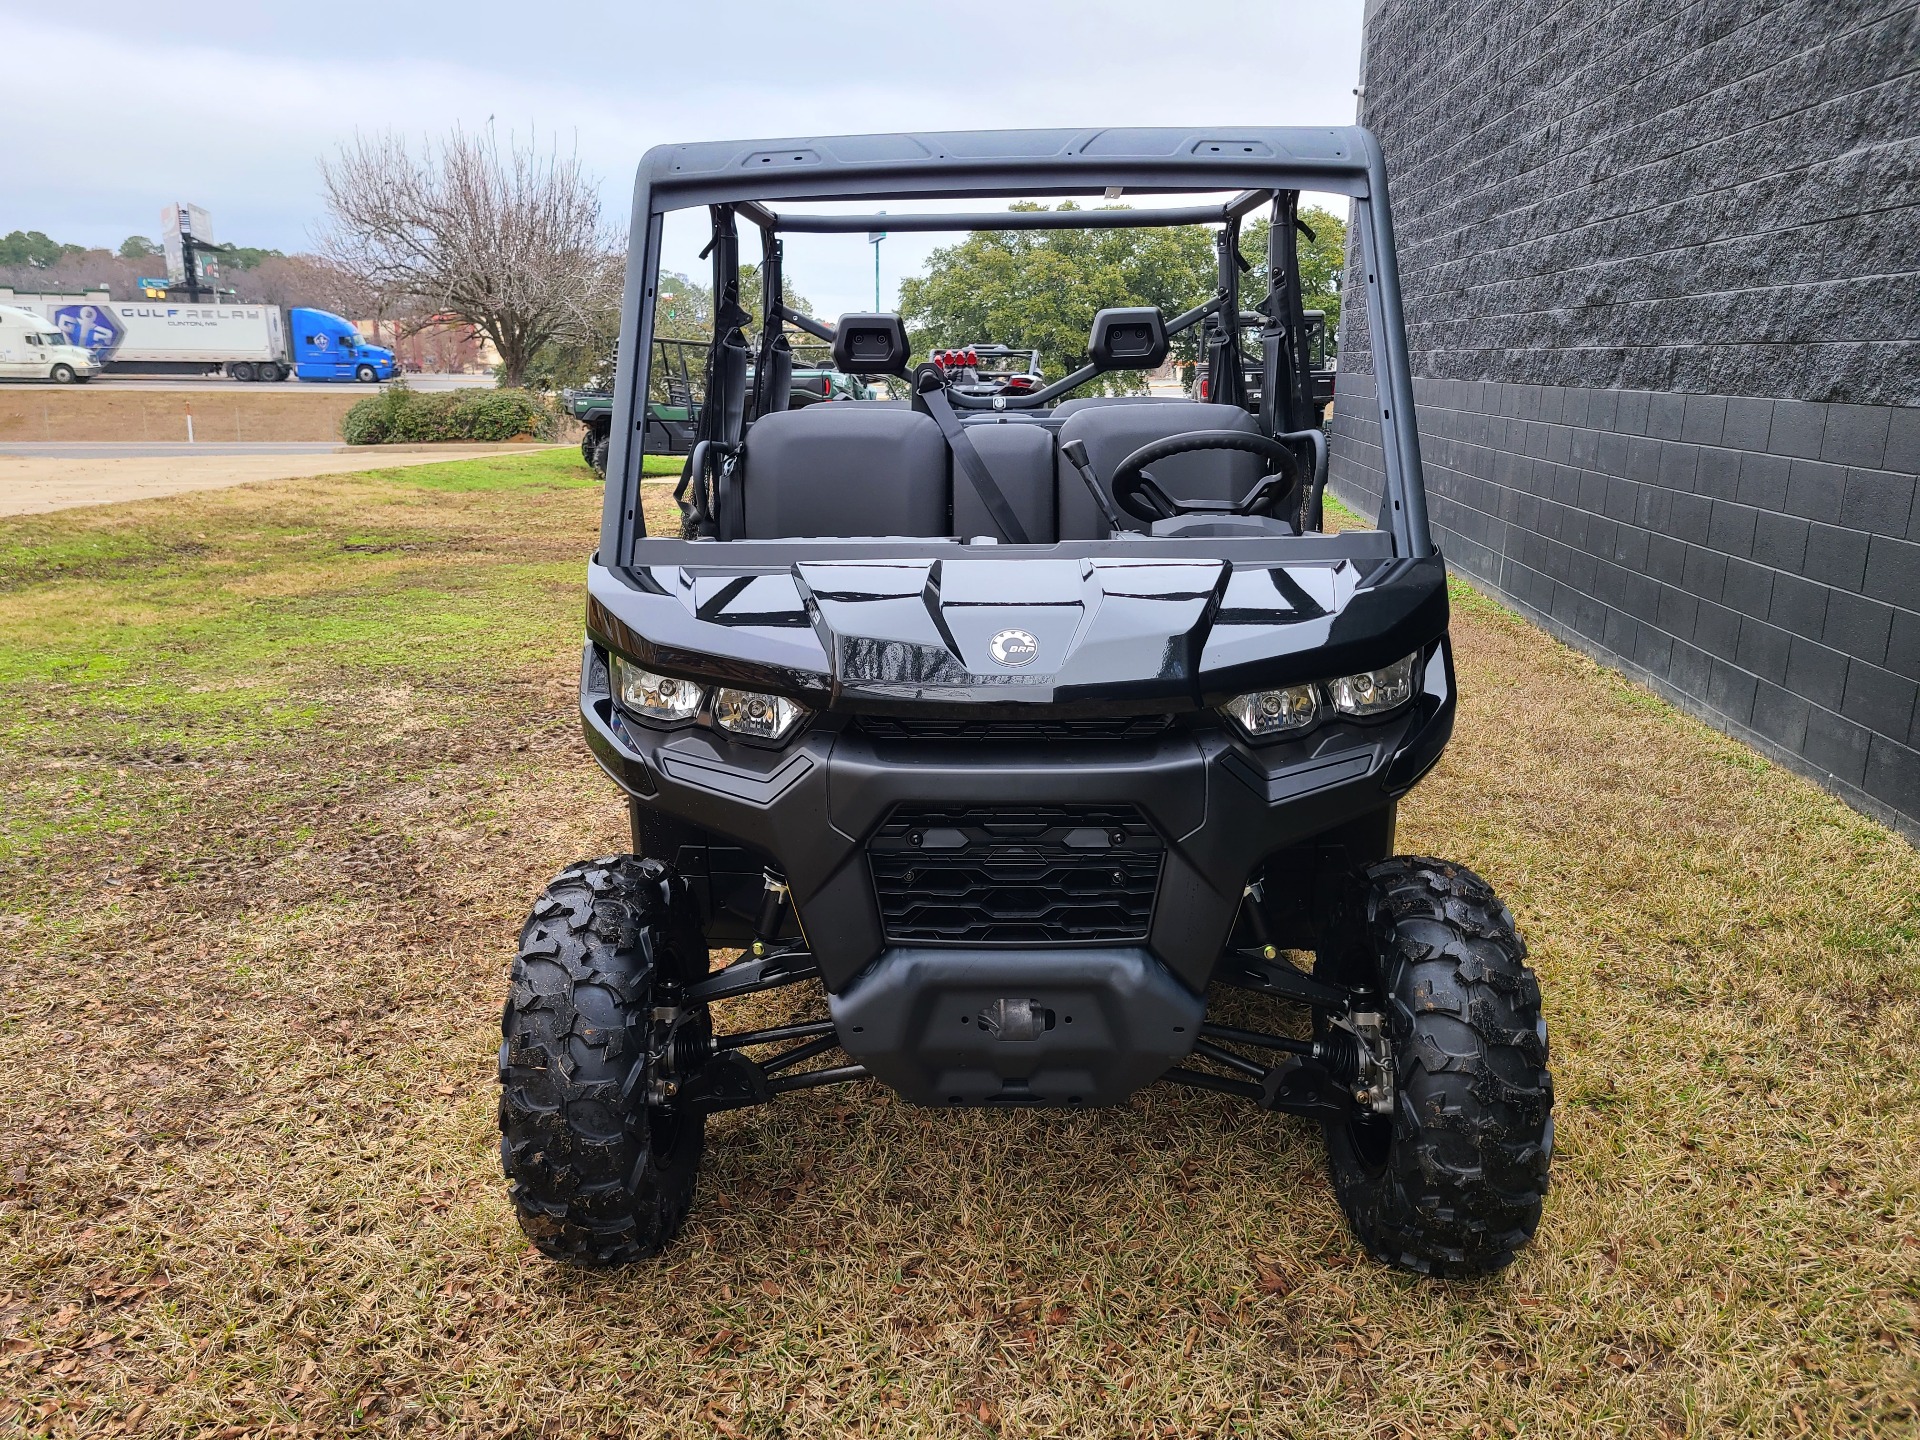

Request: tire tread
left=498, top=855, right=705, bottom=1267
left=1322, top=856, right=1554, bottom=1277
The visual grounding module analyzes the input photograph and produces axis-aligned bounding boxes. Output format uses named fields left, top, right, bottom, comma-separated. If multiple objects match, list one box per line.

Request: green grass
left=368, top=445, right=604, bottom=492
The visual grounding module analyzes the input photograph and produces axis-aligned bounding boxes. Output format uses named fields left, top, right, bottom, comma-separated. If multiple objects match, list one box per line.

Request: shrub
left=342, top=383, right=562, bottom=445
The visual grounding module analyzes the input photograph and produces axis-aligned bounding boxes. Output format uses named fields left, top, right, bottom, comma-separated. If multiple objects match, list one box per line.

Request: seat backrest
left=739, top=405, right=949, bottom=539
left=1051, top=395, right=1190, bottom=417
left=953, top=419, right=1057, bottom=543
left=1055, top=400, right=1260, bottom=539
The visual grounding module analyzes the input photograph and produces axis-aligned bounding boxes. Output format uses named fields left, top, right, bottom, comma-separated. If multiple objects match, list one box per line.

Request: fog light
left=1328, top=653, right=1418, bottom=717
left=1222, top=684, right=1320, bottom=738
left=612, top=655, right=704, bottom=723
left=713, top=687, right=807, bottom=741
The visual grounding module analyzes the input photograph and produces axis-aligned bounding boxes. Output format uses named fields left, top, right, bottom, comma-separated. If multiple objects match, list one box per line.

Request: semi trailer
left=0, top=289, right=396, bottom=382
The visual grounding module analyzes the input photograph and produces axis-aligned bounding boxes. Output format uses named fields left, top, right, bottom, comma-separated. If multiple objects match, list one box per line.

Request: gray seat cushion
left=1051, top=395, right=1188, bottom=416
left=741, top=406, right=949, bottom=538
left=952, top=420, right=1057, bottom=542
left=1055, top=401, right=1260, bottom=539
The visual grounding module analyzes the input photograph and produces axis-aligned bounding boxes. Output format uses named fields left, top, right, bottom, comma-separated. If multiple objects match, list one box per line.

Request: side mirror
left=1088, top=307, right=1169, bottom=371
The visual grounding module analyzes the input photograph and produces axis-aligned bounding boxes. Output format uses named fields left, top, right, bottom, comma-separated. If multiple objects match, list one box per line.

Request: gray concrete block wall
left=1334, top=0, right=1920, bottom=838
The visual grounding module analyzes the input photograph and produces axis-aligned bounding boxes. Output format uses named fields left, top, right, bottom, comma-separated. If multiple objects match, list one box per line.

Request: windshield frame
left=601, top=127, right=1427, bottom=568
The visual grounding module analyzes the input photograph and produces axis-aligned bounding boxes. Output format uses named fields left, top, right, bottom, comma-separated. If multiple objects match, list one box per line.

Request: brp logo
left=988, top=629, right=1040, bottom=668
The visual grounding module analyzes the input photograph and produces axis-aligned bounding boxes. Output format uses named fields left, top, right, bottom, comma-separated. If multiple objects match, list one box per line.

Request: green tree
left=898, top=204, right=1217, bottom=395
left=214, top=245, right=286, bottom=271
left=118, top=235, right=162, bottom=259
left=0, top=230, right=84, bottom=267
left=1241, top=205, right=1346, bottom=332
left=894, top=203, right=1348, bottom=395
left=652, top=265, right=814, bottom=343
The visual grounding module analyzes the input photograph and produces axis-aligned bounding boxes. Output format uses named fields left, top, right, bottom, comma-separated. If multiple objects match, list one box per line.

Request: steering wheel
left=1109, top=430, right=1303, bottom=524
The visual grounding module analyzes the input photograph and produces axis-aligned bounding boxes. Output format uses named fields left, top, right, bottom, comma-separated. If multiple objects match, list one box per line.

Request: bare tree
left=244, top=254, right=385, bottom=318
left=318, top=128, right=622, bottom=388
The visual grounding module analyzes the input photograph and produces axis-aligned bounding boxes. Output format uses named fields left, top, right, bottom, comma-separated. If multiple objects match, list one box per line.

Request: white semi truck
left=0, top=305, right=100, bottom=382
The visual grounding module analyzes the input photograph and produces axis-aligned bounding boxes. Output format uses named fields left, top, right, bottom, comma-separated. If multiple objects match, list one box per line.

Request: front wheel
left=49, top=364, right=76, bottom=384
left=1316, top=857, right=1553, bottom=1276
left=499, top=856, right=712, bottom=1265
left=355, top=364, right=378, bottom=382
left=590, top=435, right=609, bottom=475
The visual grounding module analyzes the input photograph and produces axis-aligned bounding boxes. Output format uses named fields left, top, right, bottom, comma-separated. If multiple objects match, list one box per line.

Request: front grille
left=868, top=804, right=1162, bottom=945
left=857, top=714, right=1172, bottom=743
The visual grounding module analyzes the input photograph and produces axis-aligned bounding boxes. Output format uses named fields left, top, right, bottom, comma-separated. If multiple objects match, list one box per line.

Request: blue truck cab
left=290, top=307, right=397, bottom=382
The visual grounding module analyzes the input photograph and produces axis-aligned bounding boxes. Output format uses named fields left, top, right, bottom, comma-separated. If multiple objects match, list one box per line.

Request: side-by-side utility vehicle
left=499, top=127, right=1553, bottom=1278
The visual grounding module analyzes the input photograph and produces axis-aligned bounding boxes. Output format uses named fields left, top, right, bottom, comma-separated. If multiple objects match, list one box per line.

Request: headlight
left=1327, top=653, right=1418, bottom=717
left=1222, top=683, right=1319, bottom=738
left=713, top=687, right=808, bottom=741
left=612, top=655, right=703, bottom=723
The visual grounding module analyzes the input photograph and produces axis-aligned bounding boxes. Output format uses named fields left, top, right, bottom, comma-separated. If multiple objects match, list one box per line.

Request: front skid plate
left=827, top=946, right=1204, bottom=1106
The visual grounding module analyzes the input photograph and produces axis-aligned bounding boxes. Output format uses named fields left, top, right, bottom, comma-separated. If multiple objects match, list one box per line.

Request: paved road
left=0, top=371, right=494, bottom=393
left=0, top=442, right=565, bottom=517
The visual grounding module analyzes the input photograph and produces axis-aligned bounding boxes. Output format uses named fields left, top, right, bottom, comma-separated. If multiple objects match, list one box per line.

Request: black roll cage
left=600, top=127, right=1429, bottom=564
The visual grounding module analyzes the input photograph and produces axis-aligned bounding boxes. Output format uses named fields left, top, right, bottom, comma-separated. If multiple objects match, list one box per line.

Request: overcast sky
left=2, top=1, right=1364, bottom=317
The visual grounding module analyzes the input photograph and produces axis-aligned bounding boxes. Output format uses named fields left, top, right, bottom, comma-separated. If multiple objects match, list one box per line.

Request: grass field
left=0, top=449, right=1915, bottom=1438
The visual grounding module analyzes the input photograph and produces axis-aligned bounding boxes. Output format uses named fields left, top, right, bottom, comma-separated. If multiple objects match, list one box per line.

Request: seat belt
left=915, top=373, right=1031, bottom=545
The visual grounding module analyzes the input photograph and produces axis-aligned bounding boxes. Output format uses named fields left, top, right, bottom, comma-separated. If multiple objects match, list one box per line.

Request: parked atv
left=928, top=342, right=1047, bottom=400
left=500, top=126, right=1552, bottom=1278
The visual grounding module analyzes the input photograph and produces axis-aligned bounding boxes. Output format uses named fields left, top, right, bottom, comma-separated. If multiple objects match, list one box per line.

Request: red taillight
left=1199, top=374, right=1210, bottom=400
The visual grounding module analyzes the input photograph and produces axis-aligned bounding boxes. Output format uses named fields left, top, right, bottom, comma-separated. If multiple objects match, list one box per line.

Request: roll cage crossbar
left=600, top=127, right=1429, bottom=564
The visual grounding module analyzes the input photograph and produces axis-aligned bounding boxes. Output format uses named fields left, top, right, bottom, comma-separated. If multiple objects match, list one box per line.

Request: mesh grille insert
left=868, top=804, right=1162, bottom=945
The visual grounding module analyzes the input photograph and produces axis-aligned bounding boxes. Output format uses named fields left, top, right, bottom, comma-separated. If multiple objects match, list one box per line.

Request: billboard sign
left=162, top=203, right=213, bottom=286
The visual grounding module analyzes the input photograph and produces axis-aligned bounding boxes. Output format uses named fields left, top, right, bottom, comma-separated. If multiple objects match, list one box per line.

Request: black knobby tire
left=499, top=855, right=712, bottom=1265
left=580, top=430, right=597, bottom=466
left=1316, top=857, right=1553, bottom=1277
left=590, top=435, right=610, bottom=476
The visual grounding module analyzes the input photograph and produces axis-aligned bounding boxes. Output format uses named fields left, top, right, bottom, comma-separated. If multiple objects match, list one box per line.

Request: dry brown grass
left=1, top=456, right=1915, bottom=1438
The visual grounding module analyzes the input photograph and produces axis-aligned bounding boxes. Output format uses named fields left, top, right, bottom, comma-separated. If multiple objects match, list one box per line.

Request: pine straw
left=0, top=457, right=1915, bottom=1439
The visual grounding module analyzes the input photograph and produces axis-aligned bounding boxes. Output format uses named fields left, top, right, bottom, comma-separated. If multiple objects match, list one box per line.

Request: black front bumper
left=579, top=643, right=1454, bottom=995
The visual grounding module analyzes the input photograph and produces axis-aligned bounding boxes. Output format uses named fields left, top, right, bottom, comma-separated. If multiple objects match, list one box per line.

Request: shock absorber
left=751, top=868, right=790, bottom=957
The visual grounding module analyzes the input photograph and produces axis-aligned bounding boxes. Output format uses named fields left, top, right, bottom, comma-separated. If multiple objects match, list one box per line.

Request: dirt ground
left=0, top=450, right=1915, bottom=1438
left=0, top=387, right=368, bottom=445
left=0, top=445, right=567, bottom=517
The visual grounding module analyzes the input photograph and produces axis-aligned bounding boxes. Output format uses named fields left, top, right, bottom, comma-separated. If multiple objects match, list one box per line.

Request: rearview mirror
left=1088, top=307, right=1169, bottom=371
